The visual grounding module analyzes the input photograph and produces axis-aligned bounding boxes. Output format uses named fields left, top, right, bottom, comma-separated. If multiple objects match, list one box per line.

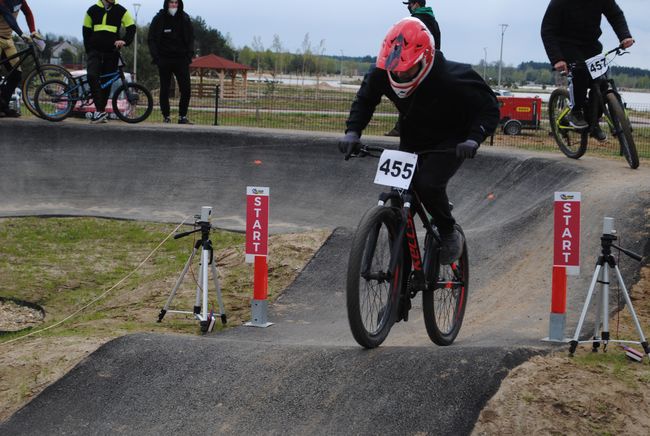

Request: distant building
left=50, top=41, right=79, bottom=65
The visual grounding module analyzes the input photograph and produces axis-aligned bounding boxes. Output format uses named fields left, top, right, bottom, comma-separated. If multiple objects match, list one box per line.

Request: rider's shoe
left=439, top=229, right=463, bottom=265
left=590, top=125, right=607, bottom=141
left=0, top=107, right=20, bottom=118
left=91, top=111, right=108, bottom=124
left=178, top=116, right=193, bottom=125
left=163, top=116, right=171, bottom=123
left=565, top=110, right=588, bottom=129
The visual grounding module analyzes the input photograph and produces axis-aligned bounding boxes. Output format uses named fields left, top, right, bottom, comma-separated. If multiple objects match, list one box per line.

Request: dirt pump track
left=0, top=119, right=648, bottom=435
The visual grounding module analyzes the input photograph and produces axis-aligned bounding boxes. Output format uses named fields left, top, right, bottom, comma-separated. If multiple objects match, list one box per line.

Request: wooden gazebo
left=189, top=54, right=253, bottom=98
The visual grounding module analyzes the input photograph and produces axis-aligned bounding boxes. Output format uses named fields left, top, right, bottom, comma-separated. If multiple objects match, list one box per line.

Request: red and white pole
left=245, top=187, right=272, bottom=327
left=547, top=192, right=581, bottom=342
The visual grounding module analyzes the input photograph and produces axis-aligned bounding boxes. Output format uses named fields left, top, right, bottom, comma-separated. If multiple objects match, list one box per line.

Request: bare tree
left=314, top=39, right=326, bottom=92
left=300, top=33, right=312, bottom=87
left=271, top=34, right=284, bottom=78
left=252, top=35, right=264, bottom=76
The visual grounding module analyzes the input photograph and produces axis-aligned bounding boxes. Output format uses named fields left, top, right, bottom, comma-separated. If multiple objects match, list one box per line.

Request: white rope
left=0, top=216, right=192, bottom=347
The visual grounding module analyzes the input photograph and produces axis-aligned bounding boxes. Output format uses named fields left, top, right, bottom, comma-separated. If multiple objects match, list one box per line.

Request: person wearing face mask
left=83, top=0, right=136, bottom=123
left=148, top=0, right=195, bottom=124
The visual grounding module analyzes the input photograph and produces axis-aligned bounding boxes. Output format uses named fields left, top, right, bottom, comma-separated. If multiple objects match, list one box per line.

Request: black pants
left=87, top=51, right=119, bottom=112
left=412, top=152, right=464, bottom=235
left=564, top=44, right=600, bottom=113
left=158, top=58, right=191, bottom=118
left=0, top=53, right=21, bottom=108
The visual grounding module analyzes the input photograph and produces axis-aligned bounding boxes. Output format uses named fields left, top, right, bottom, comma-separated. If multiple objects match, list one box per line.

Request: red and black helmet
left=376, top=17, right=436, bottom=98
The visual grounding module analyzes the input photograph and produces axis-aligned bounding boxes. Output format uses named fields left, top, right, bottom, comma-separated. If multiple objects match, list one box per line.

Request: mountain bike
left=548, top=46, right=639, bottom=169
left=345, top=144, right=469, bottom=349
left=0, top=39, right=73, bottom=117
left=34, top=52, right=153, bottom=123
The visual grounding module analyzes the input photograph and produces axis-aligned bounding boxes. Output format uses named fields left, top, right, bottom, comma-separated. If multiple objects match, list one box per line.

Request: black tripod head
left=174, top=207, right=213, bottom=242
left=600, top=217, right=642, bottom=262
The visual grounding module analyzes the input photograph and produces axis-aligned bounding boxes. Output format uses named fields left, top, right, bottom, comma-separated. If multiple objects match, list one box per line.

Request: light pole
left=132, top=3, right=141, bottom=81
left=498, top=24, right=508, bottom=88
left=483, top=47, right=488, bottom=81
left=339, top=49, right=344, bottom=88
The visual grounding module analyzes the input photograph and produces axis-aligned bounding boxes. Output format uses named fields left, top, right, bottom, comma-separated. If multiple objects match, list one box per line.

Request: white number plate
left=374, top=150, right=418, bottom=189
left=585, top=53, right=608, bottom=79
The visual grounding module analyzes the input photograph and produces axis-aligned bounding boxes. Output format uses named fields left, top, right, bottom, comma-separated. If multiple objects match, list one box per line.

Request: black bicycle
left=0, top=40, right=73, bottom=117
left=345, top=144, right=469, bottom=349
left=548, top=46, right=639, bottom=169
left=34, top=52, right=153, bottom=123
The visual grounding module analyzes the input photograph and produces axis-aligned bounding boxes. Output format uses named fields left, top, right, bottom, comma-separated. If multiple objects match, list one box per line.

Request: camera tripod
left=569, top=217, right=649, bottom=358
left=158, top=207, right=227, bottom=333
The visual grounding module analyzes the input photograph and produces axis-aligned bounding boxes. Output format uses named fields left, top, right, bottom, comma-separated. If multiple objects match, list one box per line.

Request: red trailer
left=497, top=95, right=543, bottom=135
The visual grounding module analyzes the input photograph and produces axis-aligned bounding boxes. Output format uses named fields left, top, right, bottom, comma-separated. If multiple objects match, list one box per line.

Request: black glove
left=456, top=139, right=479, bottom=159
left=338, top=131, right=361, bottom=160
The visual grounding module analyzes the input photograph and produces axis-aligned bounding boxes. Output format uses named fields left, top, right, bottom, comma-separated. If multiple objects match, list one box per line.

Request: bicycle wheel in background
left=606, top=93, right=639, bottom=169
left=22, top=65, right=74, bottom=117
left=548, top=88, right=587, bottom=159
left=346, top=206, right=404, bottom=349
left=422, top=225, right=469, bottom=346
left=112, top=83, right=153, bottom=123
left=34, top=79, right=74, bottom=122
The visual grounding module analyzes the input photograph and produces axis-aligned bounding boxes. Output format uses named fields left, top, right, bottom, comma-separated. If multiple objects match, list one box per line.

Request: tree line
left=42, top=15, right=650, bottom=91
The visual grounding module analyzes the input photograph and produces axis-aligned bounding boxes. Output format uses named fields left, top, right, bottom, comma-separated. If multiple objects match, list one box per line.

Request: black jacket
left=346, top=52, right=499, bottom=152
left=412, top=12, right=441, bottom=50
left=83, top=1, right=135, bottom=53
left=148, top=0, right=194, bottom=64
left=541, top=0, right=632, bottom=64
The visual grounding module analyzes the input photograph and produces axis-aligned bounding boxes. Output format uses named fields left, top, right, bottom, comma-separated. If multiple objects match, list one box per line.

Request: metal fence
left=31, top=78, right=650, bottom=159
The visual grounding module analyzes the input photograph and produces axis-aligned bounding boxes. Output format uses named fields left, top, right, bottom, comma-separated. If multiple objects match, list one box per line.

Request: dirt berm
left=1, top=119, right=648, bottom=435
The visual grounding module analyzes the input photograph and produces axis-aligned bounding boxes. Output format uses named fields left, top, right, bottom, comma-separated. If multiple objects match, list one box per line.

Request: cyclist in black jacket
left=148, top=0, right=195, bottom=124
left=339, top=18, right=499, bottom=264
left=541, top=0, right=634, bottom=138
left=83, top=0, right=135, bottom=123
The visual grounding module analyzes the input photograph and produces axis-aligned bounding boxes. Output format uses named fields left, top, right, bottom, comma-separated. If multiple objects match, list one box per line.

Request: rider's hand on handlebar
left=21, top=33, right=32, bottom=43
left=338, top=131, right=361, bottom=160
left=554, top=60, right=568, bottom=75
left=456, top=139, right=479, bottom=159
left=30, top=31, right=44, bottom=40
left=114, top=40, right=126, bottom=49
left=620, top=38, right=635, bottom=50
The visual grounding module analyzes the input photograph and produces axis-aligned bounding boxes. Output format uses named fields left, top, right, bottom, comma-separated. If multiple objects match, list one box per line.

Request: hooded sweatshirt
left=0, top=0, right=36, bottom=39
left=148, top=0, right=194, bottom=63
left=410, top=6, right=440, bottom=50
left=83, top=0, right=135, bottom=53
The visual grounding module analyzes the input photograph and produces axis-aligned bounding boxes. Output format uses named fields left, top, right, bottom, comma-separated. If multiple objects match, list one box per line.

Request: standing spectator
left=0, top=0, right=41, bottom=117
left=148, top=0, right=195, bottom=125
left=83, top=0, right=136, bottom=123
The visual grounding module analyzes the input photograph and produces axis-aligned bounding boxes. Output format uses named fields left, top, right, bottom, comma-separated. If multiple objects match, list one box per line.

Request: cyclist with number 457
left=339, top=17, right=499, bottom=265
left=541, top=0, right=634, bottom=139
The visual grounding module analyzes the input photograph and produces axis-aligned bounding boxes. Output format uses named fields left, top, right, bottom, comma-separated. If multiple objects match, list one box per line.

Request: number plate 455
left=374, top=150, right=418, bottom=189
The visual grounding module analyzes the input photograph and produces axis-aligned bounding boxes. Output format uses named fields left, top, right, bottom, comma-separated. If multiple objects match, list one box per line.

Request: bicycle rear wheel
left=548, top=88, right=587, bottom=159
left=422, top=226, right=469, bottom=346
left=34, top=79, right=74, bottom=122
left=606, top=93, right=639, bottom=169
left=346, top=206, right=404, bottom=349
left=112, top=83, right=153, bottom=123
left=22, top=64, right=73, bottom=117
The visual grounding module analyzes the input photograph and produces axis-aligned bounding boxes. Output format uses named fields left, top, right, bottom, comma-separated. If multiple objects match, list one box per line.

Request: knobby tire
left=22, top=64, right=74, bottom=118
left=606, top=93, right=639, bottom=169
left=112, top=83, right=153, bottom=123
left=548, top=88, right=587, bottom=159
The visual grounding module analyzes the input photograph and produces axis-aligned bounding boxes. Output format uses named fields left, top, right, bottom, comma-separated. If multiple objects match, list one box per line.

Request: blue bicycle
left=33, top=53, right=153, bottom=123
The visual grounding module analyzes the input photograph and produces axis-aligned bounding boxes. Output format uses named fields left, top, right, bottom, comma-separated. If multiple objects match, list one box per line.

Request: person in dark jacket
left=386, top=0, right=441, bottom=136
left=148, top=0, right=195, bottom=124
left=339, top=18, right=499, bottom=264
left=541, top=0, right=634, bottom=139
left=83, top=0, right=135, bottom=123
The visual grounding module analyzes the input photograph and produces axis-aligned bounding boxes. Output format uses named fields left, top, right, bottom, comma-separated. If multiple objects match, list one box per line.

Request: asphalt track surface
left=1, top=119, right=648, bottom=435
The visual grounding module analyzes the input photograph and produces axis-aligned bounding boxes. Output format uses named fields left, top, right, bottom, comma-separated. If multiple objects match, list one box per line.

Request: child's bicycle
left=548, top=46, right=639, bottom=169
left=0, top=39, right=73, bottom=117
left=33, top=52, right=153, bottom=123
left=345, top=144, right=469, bottom=349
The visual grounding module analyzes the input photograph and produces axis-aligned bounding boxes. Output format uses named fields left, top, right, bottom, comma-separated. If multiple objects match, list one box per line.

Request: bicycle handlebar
left=346, top=143, right=456, bottom=160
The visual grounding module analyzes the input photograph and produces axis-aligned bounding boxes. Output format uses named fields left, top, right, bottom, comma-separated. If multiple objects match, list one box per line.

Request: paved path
left=1, top=119, right=648, bottom=435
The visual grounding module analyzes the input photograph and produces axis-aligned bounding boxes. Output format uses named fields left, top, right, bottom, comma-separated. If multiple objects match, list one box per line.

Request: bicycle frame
left=0, top=43, right=40, bottom=86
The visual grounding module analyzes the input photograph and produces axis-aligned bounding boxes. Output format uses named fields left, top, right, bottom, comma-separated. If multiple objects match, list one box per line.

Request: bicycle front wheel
left=548, top=88, right=587, bottom=159
left=346, top=206, right=404, bottom=349
left=34, top=79, right=74, bottom=122
left=422, top=226, right=469, bottom=346
left=22, top=64, right=73, bottom=117
left=606, top=93, right=639, bottom=169
left=112, top=83, right=153, bottom=123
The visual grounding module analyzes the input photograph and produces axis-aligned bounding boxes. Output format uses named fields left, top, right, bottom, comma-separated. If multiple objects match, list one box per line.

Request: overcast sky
left=26, top=0, right=650, bottom=69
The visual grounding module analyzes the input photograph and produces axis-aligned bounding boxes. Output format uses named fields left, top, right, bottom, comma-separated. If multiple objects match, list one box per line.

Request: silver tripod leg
left=613, top=265, right=648, bottom=346
left=570, top=264, right=602, bottom=353
left=158, top=246, right=198, bottom=321
left=211, top=258, right=226, bottom=322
